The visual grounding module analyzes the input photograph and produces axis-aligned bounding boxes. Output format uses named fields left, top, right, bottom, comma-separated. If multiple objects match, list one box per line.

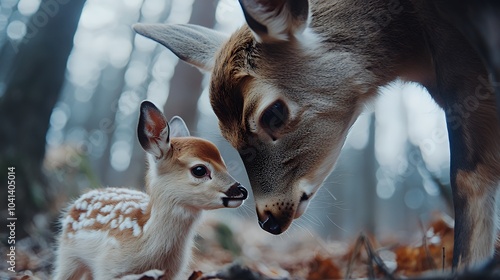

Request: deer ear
left=133, top=23, right=227, bottom=71
left=169, top=116, right=190, bottom=138
left=138, top=101, right=171, bottom=158
left=239, top=0, right=309, bottom=42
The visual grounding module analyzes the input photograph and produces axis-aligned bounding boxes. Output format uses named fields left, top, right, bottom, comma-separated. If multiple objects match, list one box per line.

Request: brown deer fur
left=133, top=0, right=500, bottom=268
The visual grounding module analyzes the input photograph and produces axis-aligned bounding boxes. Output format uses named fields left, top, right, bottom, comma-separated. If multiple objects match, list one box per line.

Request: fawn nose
left=257, top=210, right=282, bottom=235
left=238, top=185, right=248, bottom=198
left=224, top=183, right=247, bottom=199
left=222, top=183, right=248, bottom=207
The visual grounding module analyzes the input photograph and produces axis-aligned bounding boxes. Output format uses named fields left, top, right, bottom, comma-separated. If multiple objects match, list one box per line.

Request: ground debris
left=117, top=269, right=166, bottom=280
left=3, top=213, right=500, bottom=279
left=188, top=261, right=288, bottom=280
left=307, top=255, right=342, bottom=280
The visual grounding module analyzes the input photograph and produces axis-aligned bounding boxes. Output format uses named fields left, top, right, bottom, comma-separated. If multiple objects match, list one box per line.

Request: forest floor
left=2, top=211, right=500, bottom=280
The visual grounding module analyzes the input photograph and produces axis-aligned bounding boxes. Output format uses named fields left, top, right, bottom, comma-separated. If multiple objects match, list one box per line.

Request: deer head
left=133, top=0, right=377, bottom=234
left=138, top=101, right=247, bottom=210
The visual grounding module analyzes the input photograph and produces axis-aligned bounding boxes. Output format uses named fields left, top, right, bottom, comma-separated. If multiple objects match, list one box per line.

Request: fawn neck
left=135, top=176, right=201, bottom=274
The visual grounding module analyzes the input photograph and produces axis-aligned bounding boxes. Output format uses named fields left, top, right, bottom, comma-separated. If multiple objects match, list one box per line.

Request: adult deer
left=134, top=0, right=500, bottom=268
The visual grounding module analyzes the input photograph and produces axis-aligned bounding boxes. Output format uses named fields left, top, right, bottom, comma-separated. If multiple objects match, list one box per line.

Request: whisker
left=302, top=212, right=325, bottom=228
left=326, top=215, right=348, bottom=233
left=323, top=187, right=337, bottom=201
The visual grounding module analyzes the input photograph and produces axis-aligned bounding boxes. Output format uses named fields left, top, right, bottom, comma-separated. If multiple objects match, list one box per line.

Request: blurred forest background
left=0, top=0, right=455, bottom=272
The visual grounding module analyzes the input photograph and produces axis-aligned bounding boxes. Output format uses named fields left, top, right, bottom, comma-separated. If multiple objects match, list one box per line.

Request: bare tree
left=0, top=0, right=86, bottom=238
left=163, top=0, right=219, bottom=130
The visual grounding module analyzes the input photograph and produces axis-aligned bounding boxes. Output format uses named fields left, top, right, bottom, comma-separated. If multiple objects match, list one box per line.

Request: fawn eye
left=191, top=165, right=208, bottom=178
left=260, top=100, right=288, bottom=136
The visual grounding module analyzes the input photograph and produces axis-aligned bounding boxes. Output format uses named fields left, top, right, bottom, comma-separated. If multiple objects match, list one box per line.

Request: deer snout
left=257, top=210, right=282, bottom=235
left=255, top=199, right=297, bottom=235
left=256, top=191, right=314, bottom=234
left=222, top=183, right=247, bottom=208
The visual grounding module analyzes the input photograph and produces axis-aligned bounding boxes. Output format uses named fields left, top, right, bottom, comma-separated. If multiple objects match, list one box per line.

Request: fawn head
left=138, top=101, right=247, bottom=210
left=134, top=0, right=375, bottom=233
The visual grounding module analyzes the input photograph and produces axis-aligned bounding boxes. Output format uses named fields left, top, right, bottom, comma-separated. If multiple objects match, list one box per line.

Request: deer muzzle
left=222, top=183, right=248, bottom=208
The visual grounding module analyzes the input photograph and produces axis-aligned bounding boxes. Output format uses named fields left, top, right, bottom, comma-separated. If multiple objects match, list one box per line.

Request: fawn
left=53, top=101, right=247, bottom=279
left=133, top=0, right=500, bottom=268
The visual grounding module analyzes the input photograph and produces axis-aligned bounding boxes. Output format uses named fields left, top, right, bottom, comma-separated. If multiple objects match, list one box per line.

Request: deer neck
left=309, top=0, right=432, bottom=87
left=136, top=179, right=202, bottom=274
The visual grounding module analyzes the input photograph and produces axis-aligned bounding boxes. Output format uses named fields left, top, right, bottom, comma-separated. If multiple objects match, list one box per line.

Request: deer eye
left=260, top=100, right=288, bottom=137
left=191, top=165, right=209, bottom=178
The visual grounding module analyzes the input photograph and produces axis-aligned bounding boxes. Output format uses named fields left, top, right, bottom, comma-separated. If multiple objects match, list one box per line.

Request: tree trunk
left=163, top=0, right=219, bottom=130
left=0, top=0, right=86, bottom=238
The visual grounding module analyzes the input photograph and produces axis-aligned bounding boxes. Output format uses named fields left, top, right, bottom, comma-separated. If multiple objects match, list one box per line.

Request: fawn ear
left=138, top=101, right=171, bottom=158
left=133, top=23, right=227, bottom=71
left=169, top=116, right=190, bottom=138
left=239, top=0, right=309, bottom=42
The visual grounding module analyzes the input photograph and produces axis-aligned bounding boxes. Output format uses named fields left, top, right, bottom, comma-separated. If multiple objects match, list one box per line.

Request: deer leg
left=427, top=7, right=500, bottom=265
left=451, top=172, right=498, bottom=268
left=447, top=125, right=499, bottom=268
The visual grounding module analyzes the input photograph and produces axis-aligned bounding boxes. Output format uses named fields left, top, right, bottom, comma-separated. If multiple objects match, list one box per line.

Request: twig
left=418, top=218, right=436, bottom=271
left=345, top=233, right=395, bottom=280
left=442, top=247, right=445, bottom=272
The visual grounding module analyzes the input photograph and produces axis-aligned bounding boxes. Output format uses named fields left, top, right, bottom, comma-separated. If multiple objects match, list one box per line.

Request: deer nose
left=224, top=183, right=248, bottom=199
left=258, top=211, right=282, bottom=235
left=237, top=185, right=248, bottom=199
left=222, top=183, right=248, bottom=208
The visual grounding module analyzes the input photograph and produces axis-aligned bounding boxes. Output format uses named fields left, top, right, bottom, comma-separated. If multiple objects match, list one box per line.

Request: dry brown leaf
left=187, top=270, right=203, bottom=280
left=307, top=254, right=342, bottom=280
left=395, top=215, right=454, bottom=276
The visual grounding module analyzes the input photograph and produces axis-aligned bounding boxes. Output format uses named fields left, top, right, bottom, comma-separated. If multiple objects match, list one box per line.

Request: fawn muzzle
left=222, top=183, right=248, bottom=207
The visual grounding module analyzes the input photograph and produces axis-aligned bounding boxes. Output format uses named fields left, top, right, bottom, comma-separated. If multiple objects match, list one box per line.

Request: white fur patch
left=245, top=1, right=310, bottom=43
left=63, top=188, right=149, bottom=238
left=296, top=27, right=322, bottom=51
